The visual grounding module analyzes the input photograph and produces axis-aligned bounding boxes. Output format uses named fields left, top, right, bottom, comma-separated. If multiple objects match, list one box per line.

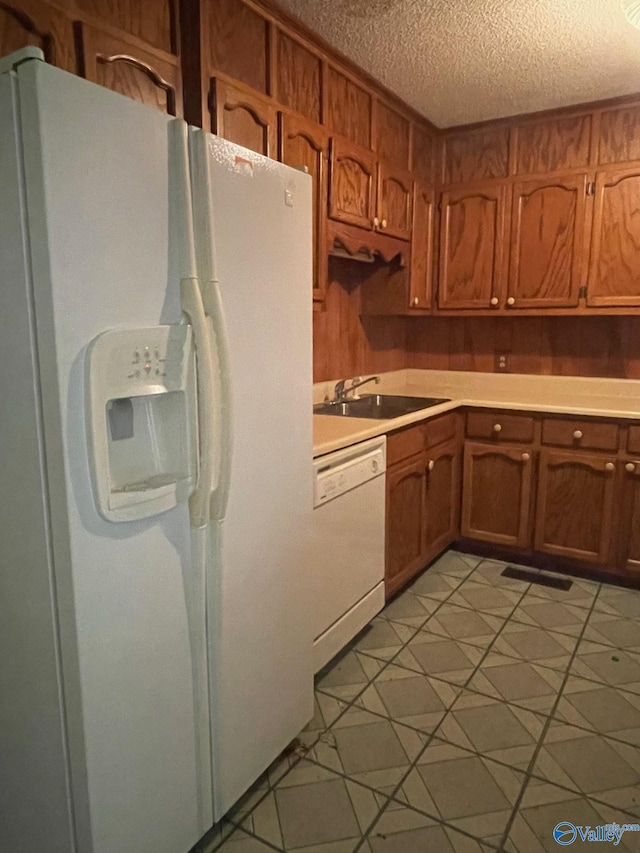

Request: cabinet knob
left=428, top=460, right=435, bottom=471
left=573, top=430, right=583, bottom=440
left=605, top=462, right=615, bottom=472
left=493, top=423, right=502, bottom=433
left=373, top=216, right=379, bottom=227
left=412, top=296, right=420, bottom=306
left=626, top=462, right=636, bottom=473
left=522, top=452, right=530, bottom=462
left=381, top=219, right=387, bottom=228
left=490, top=297, right=499, bottom=307
left=506, top=297, right=516, bottom=306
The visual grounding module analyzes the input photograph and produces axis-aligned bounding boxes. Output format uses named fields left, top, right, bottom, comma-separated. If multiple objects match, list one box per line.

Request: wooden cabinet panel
left=276, top=31, right=320, bottom=123
left=212, top=78, right=276, bottom=156
left=375, top=100, right=410, bottom=170
left=386, top=423, right=424, bottom=467
left=78, top=23, right=182, bottom=115
left=75, top=0, right=175, bottom=53
left=412, top=122, right=435, bottom=184
left=587, top=168, right=640, bottom=307
left=617, top=460, right=640, bottom=575
left=534, top=449, right=616, bottom=564
left=424, top=439, right=460, bottom=557
left=386, top=456, right=425, bottom=595
left=409, top=183, right=434, bottom=310
left=628, top=426, right=640, bottom=455
left=466, top=411, right=535, bottom=443
left=438, top=183, right=507, bottom=310
left=279, top=112, right=327, bottom=303
left=328, top=136, right=376, bottom=230
left=597, top=103, right=640, bottom=166
left=208, top=0, right=270, bottom=94
left=425, top=412, right=458, bottom=448
left=461, top=441, right=533, bottom=548
left=507, top=175, right=587, bottom=308
left=377, top=163, right=413, bottom=241
left=541, top=418, right=619, bottom=452
left=0, top=0, right=74, bottom=72
left=515, top=115, right=591, bottom=175
left=327, top=67, right=371, bottom=149
left=443, top=128, right=510, bottom=185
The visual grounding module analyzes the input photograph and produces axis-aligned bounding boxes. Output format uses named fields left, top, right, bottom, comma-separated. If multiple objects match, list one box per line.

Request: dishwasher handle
left=314, top=446, right=385, bottom=508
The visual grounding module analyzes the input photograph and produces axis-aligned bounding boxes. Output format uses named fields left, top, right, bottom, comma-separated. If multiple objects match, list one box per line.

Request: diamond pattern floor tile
left=315, top=649, right=384, bottom=702
left=594, top=586, right=640, bottom=619
left=522, top=577, right=599, bottom=610
left=407, top=569, right=462, bottom=601
left=570, top=639, right=640, bottom=694
left=430, top=550, right=481, bottom=578
left=351, top=618, right=416, bottom=662
left=466, top=653, right=564, bottom=714
left=212, top=827, right=283, bottom=853
left=584, top=611, right=640, bottom=651
left=510, top=597, right=589, bottom=637
left=396, top=631, right=484, bottom=685
left=530, top=719, right=640, bottom=816
left=448, top=582, right=523, bottom=618
left=355, top=662, right=459, bottom=733
left=378, top=590, right=438, bottom=627
left=470, top=559, right=532, bottom=592
left=398, top=739, right=525, bottom=845
left=491, top=623, right=577, bottom=672
left=554, top=676, right=640, bottom=746
left=416, top=602, right=505, bottom=649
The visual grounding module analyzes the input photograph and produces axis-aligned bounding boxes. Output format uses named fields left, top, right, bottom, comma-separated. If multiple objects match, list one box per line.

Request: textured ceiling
left=276, top=0, right=640, bottom=127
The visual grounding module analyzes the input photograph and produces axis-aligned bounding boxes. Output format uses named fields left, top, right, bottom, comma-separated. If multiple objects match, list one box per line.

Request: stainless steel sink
left=313, top=394, right=451, bottom=419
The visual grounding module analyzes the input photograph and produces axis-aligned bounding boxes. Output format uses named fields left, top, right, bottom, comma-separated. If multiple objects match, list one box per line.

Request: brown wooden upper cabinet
left=587, top=167, right=640, bottom=308
left=534, top=449, right=616, bottom=564
left=507, top=174, right=588, bottom=309
left=409, top=183, right=435, bottom=310
left=78, top=23, right=182, bottom=116
left=0, top=0, right=75, bottom=72
left=328, top=136, right=377, bottom=230
left=377, top=163, right=413, bottom=240
left=438, top=181, right=507, bottom=309
left=211, top=78, right=277, bottom=157
left=279, top=112, right=328, bottom=304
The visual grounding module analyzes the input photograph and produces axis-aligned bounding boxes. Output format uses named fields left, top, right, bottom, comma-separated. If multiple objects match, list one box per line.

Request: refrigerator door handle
left=181, top=277, right=220, bottom=528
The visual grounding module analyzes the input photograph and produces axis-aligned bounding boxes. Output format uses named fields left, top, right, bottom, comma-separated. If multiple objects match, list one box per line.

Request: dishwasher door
left=312, top=436, right=386, bottom=673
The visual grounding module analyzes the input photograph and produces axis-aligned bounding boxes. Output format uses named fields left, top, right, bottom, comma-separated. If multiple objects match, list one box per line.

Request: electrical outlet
left=495, top=352, right=511, bottom=372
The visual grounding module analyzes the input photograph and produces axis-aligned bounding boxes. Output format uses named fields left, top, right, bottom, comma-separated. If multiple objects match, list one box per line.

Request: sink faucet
left=333, top=375, right=380, bottom=402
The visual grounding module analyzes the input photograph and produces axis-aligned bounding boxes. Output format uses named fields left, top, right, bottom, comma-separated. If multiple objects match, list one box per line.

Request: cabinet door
left=386, top=456, right=425, bottom=597
left=617, top=460, right=640, bottom=576
left=211, top=78, right=277, bottom=157
left=534, top=449, right=616, bottom=564
left=328, top=136, right=376, bottom=230
left=78, top=23, right=182, bottom=116
left=377, top=163, right=413, bottom=240
left=508, top=175, right=587, bottom=308
left=0, top=0, right=74, bottom=72
left=424, top=440, right=460, bottom=557
left=587, top=168, right=640, bottom=307
left=461, top=442, right=533, bottom=548
left=409, top=183, right=434, bottom=310
left=438, top=182, right=507, bottom=310
left=280, top=113, right=328, bottom=304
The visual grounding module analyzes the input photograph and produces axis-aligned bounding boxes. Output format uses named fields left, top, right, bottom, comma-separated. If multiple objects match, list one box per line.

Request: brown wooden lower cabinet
left=534, top=448, right=616, bottom=564
left=617, top=459, right=640, bottom=575
left=385, top=454, right=425, bottom=596
left=424, top=439, right=460, bottom=558
left=461, top=441, right=533, bottom=548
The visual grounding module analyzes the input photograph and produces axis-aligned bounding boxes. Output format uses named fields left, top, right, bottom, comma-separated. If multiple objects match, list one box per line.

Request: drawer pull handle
left=573, top=430, right=583, bottom=440
left=412, top=296, right=419, bottom=306
left=428, top=460, right=435, bottom=471
left=626, top=462, right=636, bottom=473
left=522, top=452, right=530, bottom=462
left=373, top=216, right=379, bottom=227
left=490, top=297, right=499, bottom=307
left=506, top=297, right=516, bottom=306
left=605, top=462, right=615, bottom=472
left=493, top=423, right=502, bottom=433
left=381, top=219, right=387, bottom=229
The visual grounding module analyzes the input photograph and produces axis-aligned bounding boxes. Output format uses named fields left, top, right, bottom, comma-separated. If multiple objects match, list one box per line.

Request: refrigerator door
left=189, top=131, right=315, bottom=818
left=2, top=54, right=211, bottom=852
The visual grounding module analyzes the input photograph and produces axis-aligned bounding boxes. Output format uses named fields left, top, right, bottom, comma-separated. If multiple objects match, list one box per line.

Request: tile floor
left=194, top=551, right=640, bottom=853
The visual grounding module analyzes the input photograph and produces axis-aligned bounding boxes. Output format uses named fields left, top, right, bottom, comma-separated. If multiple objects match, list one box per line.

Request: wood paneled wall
left=406, top=316, right=640, bottom=379
left=313, top=259, right=406, bottom=381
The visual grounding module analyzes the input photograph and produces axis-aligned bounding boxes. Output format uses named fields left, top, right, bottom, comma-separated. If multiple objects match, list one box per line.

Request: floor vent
left=501, top=565, right=572, bottom=591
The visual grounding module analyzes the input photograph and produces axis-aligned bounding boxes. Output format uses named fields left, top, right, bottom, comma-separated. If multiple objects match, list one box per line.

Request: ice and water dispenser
left=87, top=326, right=198, bottom=522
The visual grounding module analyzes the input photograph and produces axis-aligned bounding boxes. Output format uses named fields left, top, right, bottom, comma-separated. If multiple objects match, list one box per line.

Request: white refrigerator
left=0, top=47, right=313, bottom=853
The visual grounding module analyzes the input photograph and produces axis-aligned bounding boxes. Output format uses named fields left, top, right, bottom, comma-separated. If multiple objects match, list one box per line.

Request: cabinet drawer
left=466, top=411, right=535, bottom=443
left=629, top=425, right=640, bottom=455
left=425, top=412, right=457, bottom=449
left=541, top=418, right=618, bottom=452
left=387, top=423, right=424, bottom=467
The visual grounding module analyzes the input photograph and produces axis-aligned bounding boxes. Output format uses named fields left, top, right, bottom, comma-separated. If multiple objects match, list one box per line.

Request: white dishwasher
left=312, top=435, right=386, bottom=673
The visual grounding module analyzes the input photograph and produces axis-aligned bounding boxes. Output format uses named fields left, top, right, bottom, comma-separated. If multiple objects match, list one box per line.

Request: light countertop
left=313, top=369, right=640, bottom=457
